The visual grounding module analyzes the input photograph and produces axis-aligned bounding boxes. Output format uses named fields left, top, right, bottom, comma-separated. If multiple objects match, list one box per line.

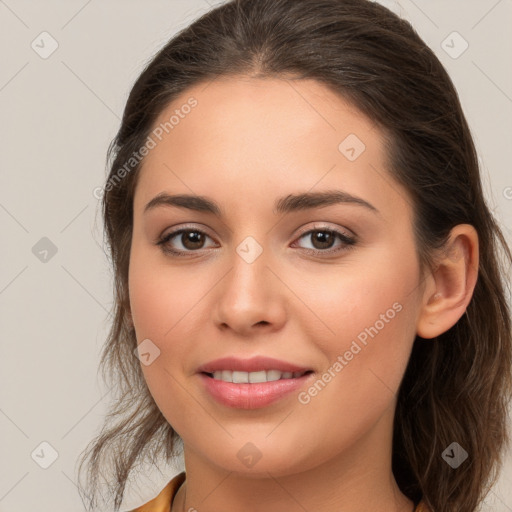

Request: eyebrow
left=143, top=190, right=379, bottom=216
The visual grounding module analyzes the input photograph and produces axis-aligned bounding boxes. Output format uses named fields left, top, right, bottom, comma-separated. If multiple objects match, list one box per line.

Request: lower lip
left=199, top=372, right=314, bottom=409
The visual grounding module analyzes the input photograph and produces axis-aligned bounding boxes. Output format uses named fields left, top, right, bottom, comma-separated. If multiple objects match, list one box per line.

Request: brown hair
left=77, top=0, right=512, bottom=510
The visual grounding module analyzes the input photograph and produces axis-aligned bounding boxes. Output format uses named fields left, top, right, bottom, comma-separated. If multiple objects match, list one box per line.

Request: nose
left=213, top=244, right=287, bottom=337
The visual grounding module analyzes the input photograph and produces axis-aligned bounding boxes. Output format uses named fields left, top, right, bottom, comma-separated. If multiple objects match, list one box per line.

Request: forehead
left=147, top=75, right=380, bottom=151
left=133, top=75, right=400, bottom=221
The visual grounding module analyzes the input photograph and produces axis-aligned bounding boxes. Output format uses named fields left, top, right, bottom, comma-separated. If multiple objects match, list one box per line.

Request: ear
left=416, top=224, right=479, bottom=339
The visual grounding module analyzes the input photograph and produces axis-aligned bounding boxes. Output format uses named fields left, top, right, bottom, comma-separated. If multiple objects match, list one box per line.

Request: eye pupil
left=183, top=231, right=204, bottom=249
left=312, top=230, right=334, bottom=250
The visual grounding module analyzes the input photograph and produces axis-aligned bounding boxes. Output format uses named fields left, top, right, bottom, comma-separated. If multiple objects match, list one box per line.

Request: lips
left=196, top=356, right=315, bottom=409
left=197, top=355, right=312, bottom=374
left=198, top=371, right=315, bottom=409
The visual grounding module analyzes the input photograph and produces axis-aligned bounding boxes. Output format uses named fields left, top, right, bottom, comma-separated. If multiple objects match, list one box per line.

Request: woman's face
left=128, top=76, right=426, bottom=477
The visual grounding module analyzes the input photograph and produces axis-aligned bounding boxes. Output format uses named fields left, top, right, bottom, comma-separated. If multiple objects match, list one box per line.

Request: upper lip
left=197, top=356, right=312, bottom=374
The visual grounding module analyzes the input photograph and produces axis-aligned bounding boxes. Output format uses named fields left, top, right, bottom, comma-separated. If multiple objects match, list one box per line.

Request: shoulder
left=128, top=471, right=186, bottom=512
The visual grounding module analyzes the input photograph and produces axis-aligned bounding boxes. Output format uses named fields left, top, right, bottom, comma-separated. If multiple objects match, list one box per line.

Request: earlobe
left=416, top=224, right=479, bottom=339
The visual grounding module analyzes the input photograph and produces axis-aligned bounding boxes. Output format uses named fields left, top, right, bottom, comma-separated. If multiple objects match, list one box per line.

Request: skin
left=127, top=76, right=479, bottom=512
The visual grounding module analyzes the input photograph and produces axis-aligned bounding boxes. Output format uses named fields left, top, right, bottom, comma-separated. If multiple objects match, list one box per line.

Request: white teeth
left=211, top=369, right=307, bottom=383
left=249, top=370, right=270, bottom=383
left=264, top=370, right=282, bottom=382
left=232, top=371, right=249, bottom=383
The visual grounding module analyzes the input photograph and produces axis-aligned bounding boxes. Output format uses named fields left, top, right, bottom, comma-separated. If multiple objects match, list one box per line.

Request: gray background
left=1, top=0, right=511, bottom=510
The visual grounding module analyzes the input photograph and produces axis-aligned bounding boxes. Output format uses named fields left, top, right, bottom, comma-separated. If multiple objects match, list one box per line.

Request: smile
left=199, top=371, right=315, bottom=409
left=206, top=369, right=312, bottom=383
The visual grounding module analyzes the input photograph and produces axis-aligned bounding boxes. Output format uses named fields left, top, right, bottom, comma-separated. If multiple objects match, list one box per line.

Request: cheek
left=292, top=241, right=419, bottom=348
left=128, top=246, right=208, bottom=340
left=291, top=243, right=420, bottom=405
left=128, top=251, right=203, bottom=430
left=128, top=246, right=217, bottom=399
left=286, top=269, right=418, bottom=465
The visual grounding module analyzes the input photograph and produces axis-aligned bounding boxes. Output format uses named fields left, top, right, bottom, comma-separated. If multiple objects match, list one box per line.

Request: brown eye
left=179, top=230, right=207, bottom=250
left=156, top=225, right=357, bottom=258
left=309, top=230, right=336, bottom=250
left=157, top=228, right=216, bottom=256
left=293, top=227, right=357, bottom=256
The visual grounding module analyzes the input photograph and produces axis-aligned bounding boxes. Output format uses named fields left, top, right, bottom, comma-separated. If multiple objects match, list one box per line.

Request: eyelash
left=156, top=224, right=357, bottom=258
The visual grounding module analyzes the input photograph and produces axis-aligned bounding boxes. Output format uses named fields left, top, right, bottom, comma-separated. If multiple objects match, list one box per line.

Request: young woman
left=77, top=1, right=512, bottom=511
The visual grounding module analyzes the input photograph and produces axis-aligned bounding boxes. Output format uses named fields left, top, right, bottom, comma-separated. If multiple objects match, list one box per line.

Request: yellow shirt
left=128, top=471, right=431, bottom=512
left=129, top=471, right=186, bottom=512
